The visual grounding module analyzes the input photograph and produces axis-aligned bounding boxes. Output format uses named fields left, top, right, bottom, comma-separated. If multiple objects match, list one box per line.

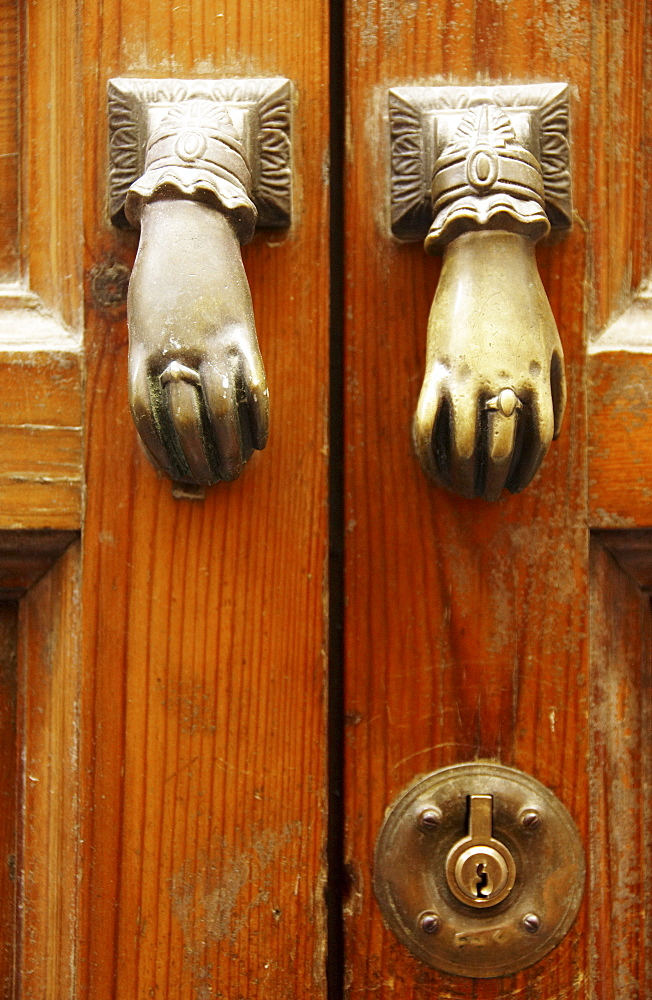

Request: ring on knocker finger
left=485, top=388, right=522, bottom=418
left=160, top=360, right=202, bottom=388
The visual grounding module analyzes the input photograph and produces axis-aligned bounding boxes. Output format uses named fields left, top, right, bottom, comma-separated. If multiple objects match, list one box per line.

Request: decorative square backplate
left=389, top=83, right=571, bottom=241
left=108, top=77, right=292, bottom=229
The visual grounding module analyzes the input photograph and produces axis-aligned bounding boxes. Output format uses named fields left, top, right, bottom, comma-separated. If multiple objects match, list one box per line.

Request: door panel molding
left=590, top=534, right=652, bottom=998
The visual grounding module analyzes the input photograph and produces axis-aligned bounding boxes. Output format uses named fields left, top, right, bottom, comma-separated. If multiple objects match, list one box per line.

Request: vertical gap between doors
left=327, top=0, right=346, bottom=996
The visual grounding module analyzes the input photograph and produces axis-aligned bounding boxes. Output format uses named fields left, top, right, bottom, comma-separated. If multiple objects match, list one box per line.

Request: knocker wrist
left=425, top=105, right=551, bottom=254
left=124, top=99, right=258, bottom=243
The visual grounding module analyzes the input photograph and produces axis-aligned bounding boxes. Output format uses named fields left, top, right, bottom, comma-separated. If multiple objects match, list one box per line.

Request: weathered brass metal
left=108, top=78, right=292, bottom=229
left=445, top=794, right=516, bottom=908
left=389, top=84, right=571, bottom=500
left=108, top=78, right=292, bottom=485
left=373, top=762, right=585, bottom=978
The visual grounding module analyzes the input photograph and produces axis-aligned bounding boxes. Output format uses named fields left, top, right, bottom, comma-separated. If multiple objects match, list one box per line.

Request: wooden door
left=0, top=2, right=650, bottom=999
left=0, top=2, right=330, bottom=999
left=342, top=2, right=652, bottom=998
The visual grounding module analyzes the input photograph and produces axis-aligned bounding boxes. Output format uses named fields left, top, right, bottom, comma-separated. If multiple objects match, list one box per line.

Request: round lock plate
left=373, top=763, right=585, bottom=978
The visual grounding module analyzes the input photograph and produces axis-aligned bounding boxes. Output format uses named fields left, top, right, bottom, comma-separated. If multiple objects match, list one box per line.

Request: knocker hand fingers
left=201, top=361, right=253, bottom=482
left=483, top=390, right=521, bottom=501
left=129, top=351, right=181, bottom=480
left=504, top=384, right=555, bottom=495
left=413, top=368, right=449, bottom=486
left=164, top=374, right=218, bottom=485
left=236, top=341, right=270, bottom=453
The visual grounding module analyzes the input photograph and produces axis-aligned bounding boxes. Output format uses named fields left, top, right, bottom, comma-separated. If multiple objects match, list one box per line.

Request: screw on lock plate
left=446, top=794, right=516, bottom=908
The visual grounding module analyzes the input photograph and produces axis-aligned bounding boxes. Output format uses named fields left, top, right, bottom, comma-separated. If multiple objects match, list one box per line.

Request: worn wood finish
left=0, top=342, right=81, bottom=532
left=17, top=542, right=81, bottom=1000
left=594, top=530, right=652, bottom=591
left=590, top=538, right=652, bottom=998
left=587, top=3, right=652, bottom=334
left=4, top=1, right=651, bottom=997
left=589, top=348, right=652, bottom=529
left=343, top=1, right=649, bottom=996
left=75, top=3, right=330, bottom=999
left=0, top=531, right=78, bottom=596
left=24, top=0, right=83, bottom=329
left=586, top=0, right=652, bottom=529
left=0, top=602, right=17, bottom=1000
left=0, top=4, right=85, bottom=994
left=0, top=0, right=19, bottom=280
left=0, top=4, right=83, bottom=532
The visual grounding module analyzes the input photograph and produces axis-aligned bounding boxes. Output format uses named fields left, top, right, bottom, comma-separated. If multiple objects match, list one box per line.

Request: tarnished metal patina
left=445, top=793, right=516, bottom=908
left=108, top=78, right=292, bottom=485
left=389, top=84, right=571, bottom=500
left=374, top=762, right=585, bottom=978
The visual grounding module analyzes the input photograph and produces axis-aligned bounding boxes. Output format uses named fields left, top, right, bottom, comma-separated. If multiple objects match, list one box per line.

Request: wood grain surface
left=590, top=538, right=652, bottom=999
left=0, top=0, right=19, bottom=280
left=0, top=0, right=84, bottom=531
left=0, top=531, right=78, bottom=595
left=24, top=0, right=83, bottom=330
left=0, top=602, right=17, bottom=1000
left=18, top=543, right=81, bottom=1000
left=590, top=350, right=652, bottom=529
left=1, top=2, right=650, bottom=997
left=75, top=3, right=330, bottom=999
left=0, top=348, right=82, bottom=532
left=343, top=1, right=650, bottom=997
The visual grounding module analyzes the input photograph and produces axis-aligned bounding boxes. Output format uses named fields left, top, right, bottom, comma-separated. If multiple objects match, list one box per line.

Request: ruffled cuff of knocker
left=125, top=100, right=258, bottom=244
left=424, top=105, right=552, bottom=254
left=425, top=193, right=550, bottom=254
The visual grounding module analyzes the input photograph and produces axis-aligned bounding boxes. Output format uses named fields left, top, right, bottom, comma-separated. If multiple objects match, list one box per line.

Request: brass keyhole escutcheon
left=446, top=794, right=516, bottom=907
left=373, top=763, right=585, bottom=978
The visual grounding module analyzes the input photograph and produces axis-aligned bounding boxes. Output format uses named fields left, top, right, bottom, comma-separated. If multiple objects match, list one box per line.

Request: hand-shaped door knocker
left=108, top=78, right=292, bottom=485
left=389, top=84, right=572, bottom=500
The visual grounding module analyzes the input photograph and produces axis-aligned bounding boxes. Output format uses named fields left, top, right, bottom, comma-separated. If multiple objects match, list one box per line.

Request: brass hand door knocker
left=108, top=78, right=292, bottom=484
left=389, top=84, right=572, bottom=500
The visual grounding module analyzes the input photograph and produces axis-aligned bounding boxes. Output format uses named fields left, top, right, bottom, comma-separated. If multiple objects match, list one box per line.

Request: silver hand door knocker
left=389, top=83, right=572, bottom=500
left=108, top=78, right=292, bottom=485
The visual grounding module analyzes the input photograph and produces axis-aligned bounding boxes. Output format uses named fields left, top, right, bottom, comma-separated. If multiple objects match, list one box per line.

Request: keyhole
left=474, top=862, right=492, bottom=898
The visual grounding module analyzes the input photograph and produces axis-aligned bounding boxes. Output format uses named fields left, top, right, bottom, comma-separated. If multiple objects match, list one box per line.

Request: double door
left=1, top=1, right=651, bottom=997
